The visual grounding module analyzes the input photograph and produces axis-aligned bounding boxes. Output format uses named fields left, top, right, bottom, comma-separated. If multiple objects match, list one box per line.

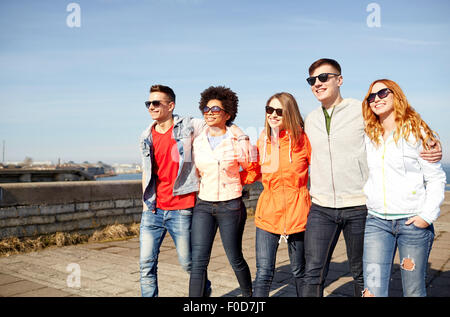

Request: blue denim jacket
left=139, top=114, right=205, bottom=211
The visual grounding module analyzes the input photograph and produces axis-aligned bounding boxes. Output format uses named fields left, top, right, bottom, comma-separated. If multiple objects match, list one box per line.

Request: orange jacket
left=241, top=130, right=311, bottom=236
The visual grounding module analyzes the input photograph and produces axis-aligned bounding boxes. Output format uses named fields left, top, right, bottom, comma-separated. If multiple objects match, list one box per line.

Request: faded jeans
left=254, top=227, right=305, bottom=297
left=139, top=208, right=192, bottom=297
left=303, top=203, right=367, bottom=297
left=363, top=214, right=434, bottom=297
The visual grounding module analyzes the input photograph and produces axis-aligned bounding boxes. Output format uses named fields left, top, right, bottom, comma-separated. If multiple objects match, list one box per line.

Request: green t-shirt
left=322, top=106, right=335, bottom=135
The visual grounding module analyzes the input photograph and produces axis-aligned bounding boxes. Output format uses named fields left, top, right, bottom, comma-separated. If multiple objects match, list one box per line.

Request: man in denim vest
left=139, top=84, right=209, bottom=297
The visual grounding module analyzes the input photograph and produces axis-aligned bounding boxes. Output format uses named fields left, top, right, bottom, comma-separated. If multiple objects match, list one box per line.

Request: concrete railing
left=0, top=180, right=263, bottom=239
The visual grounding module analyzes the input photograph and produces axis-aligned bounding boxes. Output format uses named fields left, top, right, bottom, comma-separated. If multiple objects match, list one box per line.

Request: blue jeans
left=189, top=197, right=252, bottom=297
left=254, top=227, right=305, bottom=297
left=363, top=214, right=434, bottom=297
left=139, top=208, right=192, bottom=297
left=303, top=203, right=367, bottom=297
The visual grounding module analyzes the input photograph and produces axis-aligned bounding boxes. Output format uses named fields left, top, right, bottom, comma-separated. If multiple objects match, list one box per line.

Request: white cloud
left=381, top=37, right=442, bottom=46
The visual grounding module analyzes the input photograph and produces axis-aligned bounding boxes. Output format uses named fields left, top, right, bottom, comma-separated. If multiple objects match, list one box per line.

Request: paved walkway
left=1, top=198, right=449, bottom=297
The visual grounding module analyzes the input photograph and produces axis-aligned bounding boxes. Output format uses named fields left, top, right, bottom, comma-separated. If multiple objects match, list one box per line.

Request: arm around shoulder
left=420, top=139, right=442, bottom=163
left=417, top=155, right=447, bottom=224
left=190, top=117, right=207, bottom=138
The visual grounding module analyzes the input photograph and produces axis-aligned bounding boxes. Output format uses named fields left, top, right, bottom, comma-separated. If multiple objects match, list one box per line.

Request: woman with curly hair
left=189, top=86, right=253, bottom=297
left=361, top=79, right=446, bottom=297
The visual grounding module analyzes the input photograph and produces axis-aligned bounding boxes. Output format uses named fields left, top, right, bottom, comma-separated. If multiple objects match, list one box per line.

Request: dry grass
left=90, top=223, right=140, bottom=242
left=0, top=222, right=140, bottom=257
left=246, top=208, right=255, bottom=216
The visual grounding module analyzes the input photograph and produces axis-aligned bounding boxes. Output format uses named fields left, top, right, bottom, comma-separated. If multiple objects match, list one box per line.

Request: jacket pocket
left=357, top=156, right=369, bottom=183
left=403, top=185, right=425, bottom=209
left=140, top=139, right=151, bottom=157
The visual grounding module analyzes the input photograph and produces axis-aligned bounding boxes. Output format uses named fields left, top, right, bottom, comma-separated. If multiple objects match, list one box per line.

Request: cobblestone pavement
left=1, top=196, right=449, bottom=297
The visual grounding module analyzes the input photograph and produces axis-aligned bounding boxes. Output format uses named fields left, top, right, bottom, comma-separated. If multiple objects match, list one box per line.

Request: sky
left=1, top=0, right=449, bottom=164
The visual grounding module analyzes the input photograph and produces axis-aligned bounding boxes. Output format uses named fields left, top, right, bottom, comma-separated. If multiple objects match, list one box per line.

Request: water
left=444, top=164, right=450, bottom=191
left=97, top=168, right=450, bottom=191
left=96, top=173, right=141, bottom=181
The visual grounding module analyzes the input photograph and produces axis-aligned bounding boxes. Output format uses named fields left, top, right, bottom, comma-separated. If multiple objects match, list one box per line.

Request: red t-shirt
left=151, top=125, right=196, bottom=210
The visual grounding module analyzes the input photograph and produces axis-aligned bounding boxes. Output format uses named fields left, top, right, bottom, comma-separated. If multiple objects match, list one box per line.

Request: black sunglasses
left=306, top=73, right=340, bottom=86
left=202, top=105, right=224, bottom=114
left=265, top=106, right=283, bottom=116
left=145, top=100, right=169, bottom=108
left=367, top=88, right=392, bottom=103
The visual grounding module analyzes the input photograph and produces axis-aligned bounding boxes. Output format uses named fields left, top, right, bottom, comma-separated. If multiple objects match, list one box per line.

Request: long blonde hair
left=264, top=92, right=304, bottom=144
left=362, top=79, right=437, bottom=149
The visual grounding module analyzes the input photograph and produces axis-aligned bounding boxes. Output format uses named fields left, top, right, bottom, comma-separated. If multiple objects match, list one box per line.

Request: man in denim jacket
left=139, top=84, right=207, bottom=297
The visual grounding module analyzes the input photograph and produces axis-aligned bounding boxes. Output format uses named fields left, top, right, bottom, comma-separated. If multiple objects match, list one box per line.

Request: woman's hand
left=405, top=216, right=429, bottom=228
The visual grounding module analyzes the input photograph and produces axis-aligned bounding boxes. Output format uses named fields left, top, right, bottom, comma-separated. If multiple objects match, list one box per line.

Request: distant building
left=112, top=163, right=141, bottom=174
left=1, top=160, right=141, bottom=181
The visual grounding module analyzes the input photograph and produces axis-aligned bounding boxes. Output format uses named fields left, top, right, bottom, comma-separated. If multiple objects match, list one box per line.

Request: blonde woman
left=361, top=79, right=446, bottom=297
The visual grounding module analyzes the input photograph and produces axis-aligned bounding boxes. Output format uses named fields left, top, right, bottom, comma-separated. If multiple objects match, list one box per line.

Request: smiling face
left=147, top=92, right=174, bottom=122
left=310, top=64, right=343, bottom=107
left=369, top=82, right=394, bottom=119
left=203, top=99, right=230, bottom=129
left=266, top=98, right=284, bottom=130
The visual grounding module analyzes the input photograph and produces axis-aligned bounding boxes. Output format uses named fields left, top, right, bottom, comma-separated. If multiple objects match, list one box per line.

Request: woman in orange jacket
left=241, top=92, right=311, bottom=297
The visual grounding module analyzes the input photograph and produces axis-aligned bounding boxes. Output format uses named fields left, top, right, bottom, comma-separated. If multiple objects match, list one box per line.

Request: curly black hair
left=199, top=86, right=238, bottom=126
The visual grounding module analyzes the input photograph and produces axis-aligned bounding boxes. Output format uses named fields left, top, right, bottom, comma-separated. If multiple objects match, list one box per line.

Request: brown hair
left=362, top=79, right=437, bottom=149
left=308, top=58, right=341, bottom=76
left=265, top=92, right=304, bottom=144
left=150, top=84, right=176, bottom=103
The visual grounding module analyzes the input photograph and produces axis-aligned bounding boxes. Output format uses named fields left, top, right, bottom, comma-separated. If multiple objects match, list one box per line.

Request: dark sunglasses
left=306, top=73, right=340, bottom=86
left=265, top=106, right=283, bottom=116
left=367, top=88, right=392, bottom=103
left=145, top=100, right=169, bottom=108
left=202, top=105, right=224, bottom=114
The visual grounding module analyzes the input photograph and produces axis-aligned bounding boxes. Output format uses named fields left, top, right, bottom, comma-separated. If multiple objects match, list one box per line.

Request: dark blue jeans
left=254, top=227, right=305, bottom=297
left=189, top=197, right=252, bottom=297
left=303, top=203, right=367, bottom=297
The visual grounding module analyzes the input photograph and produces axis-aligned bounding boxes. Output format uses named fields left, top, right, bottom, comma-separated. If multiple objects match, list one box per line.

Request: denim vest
left=139, top=114, right=204, bottom=211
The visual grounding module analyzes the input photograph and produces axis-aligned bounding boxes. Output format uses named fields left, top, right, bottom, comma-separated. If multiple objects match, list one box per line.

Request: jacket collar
left=199, top=125, right=232, bottom=139
left=141, top=114, right=182, bottom=139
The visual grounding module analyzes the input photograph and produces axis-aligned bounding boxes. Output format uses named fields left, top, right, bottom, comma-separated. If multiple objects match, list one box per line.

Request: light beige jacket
left=305, top=98, right=369, bottom=208
left=193, top=127, right=250, bottom=202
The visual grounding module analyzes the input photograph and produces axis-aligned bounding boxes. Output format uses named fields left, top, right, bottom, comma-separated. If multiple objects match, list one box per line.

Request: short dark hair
left=150, top=84, right=176, bottom=103
left=308, top=58, right=341, bottom=76
left=199, top=86, right=239, bottom=126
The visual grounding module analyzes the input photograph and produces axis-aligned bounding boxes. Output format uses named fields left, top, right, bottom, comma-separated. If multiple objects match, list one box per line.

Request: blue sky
left=1, top=0, right=449, bottom=164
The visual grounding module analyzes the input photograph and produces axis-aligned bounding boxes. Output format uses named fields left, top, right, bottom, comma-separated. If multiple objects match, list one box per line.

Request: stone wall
left=0, top=180, right=142, bottom=239
left=0, top=180, right=263, bottom=239
left=242, top=182, right=263, bottom=214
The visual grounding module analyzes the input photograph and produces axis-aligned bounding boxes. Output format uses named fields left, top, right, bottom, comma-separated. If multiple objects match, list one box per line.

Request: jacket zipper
left=217, top=160, right=220, bottom=201
left=382, top=141, right=387, bottom=217
left=324, top=107, right=336, bottom=208
left=328, top=134, right=336, bottom=208
left=278, top=140, right=288, bottom=242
